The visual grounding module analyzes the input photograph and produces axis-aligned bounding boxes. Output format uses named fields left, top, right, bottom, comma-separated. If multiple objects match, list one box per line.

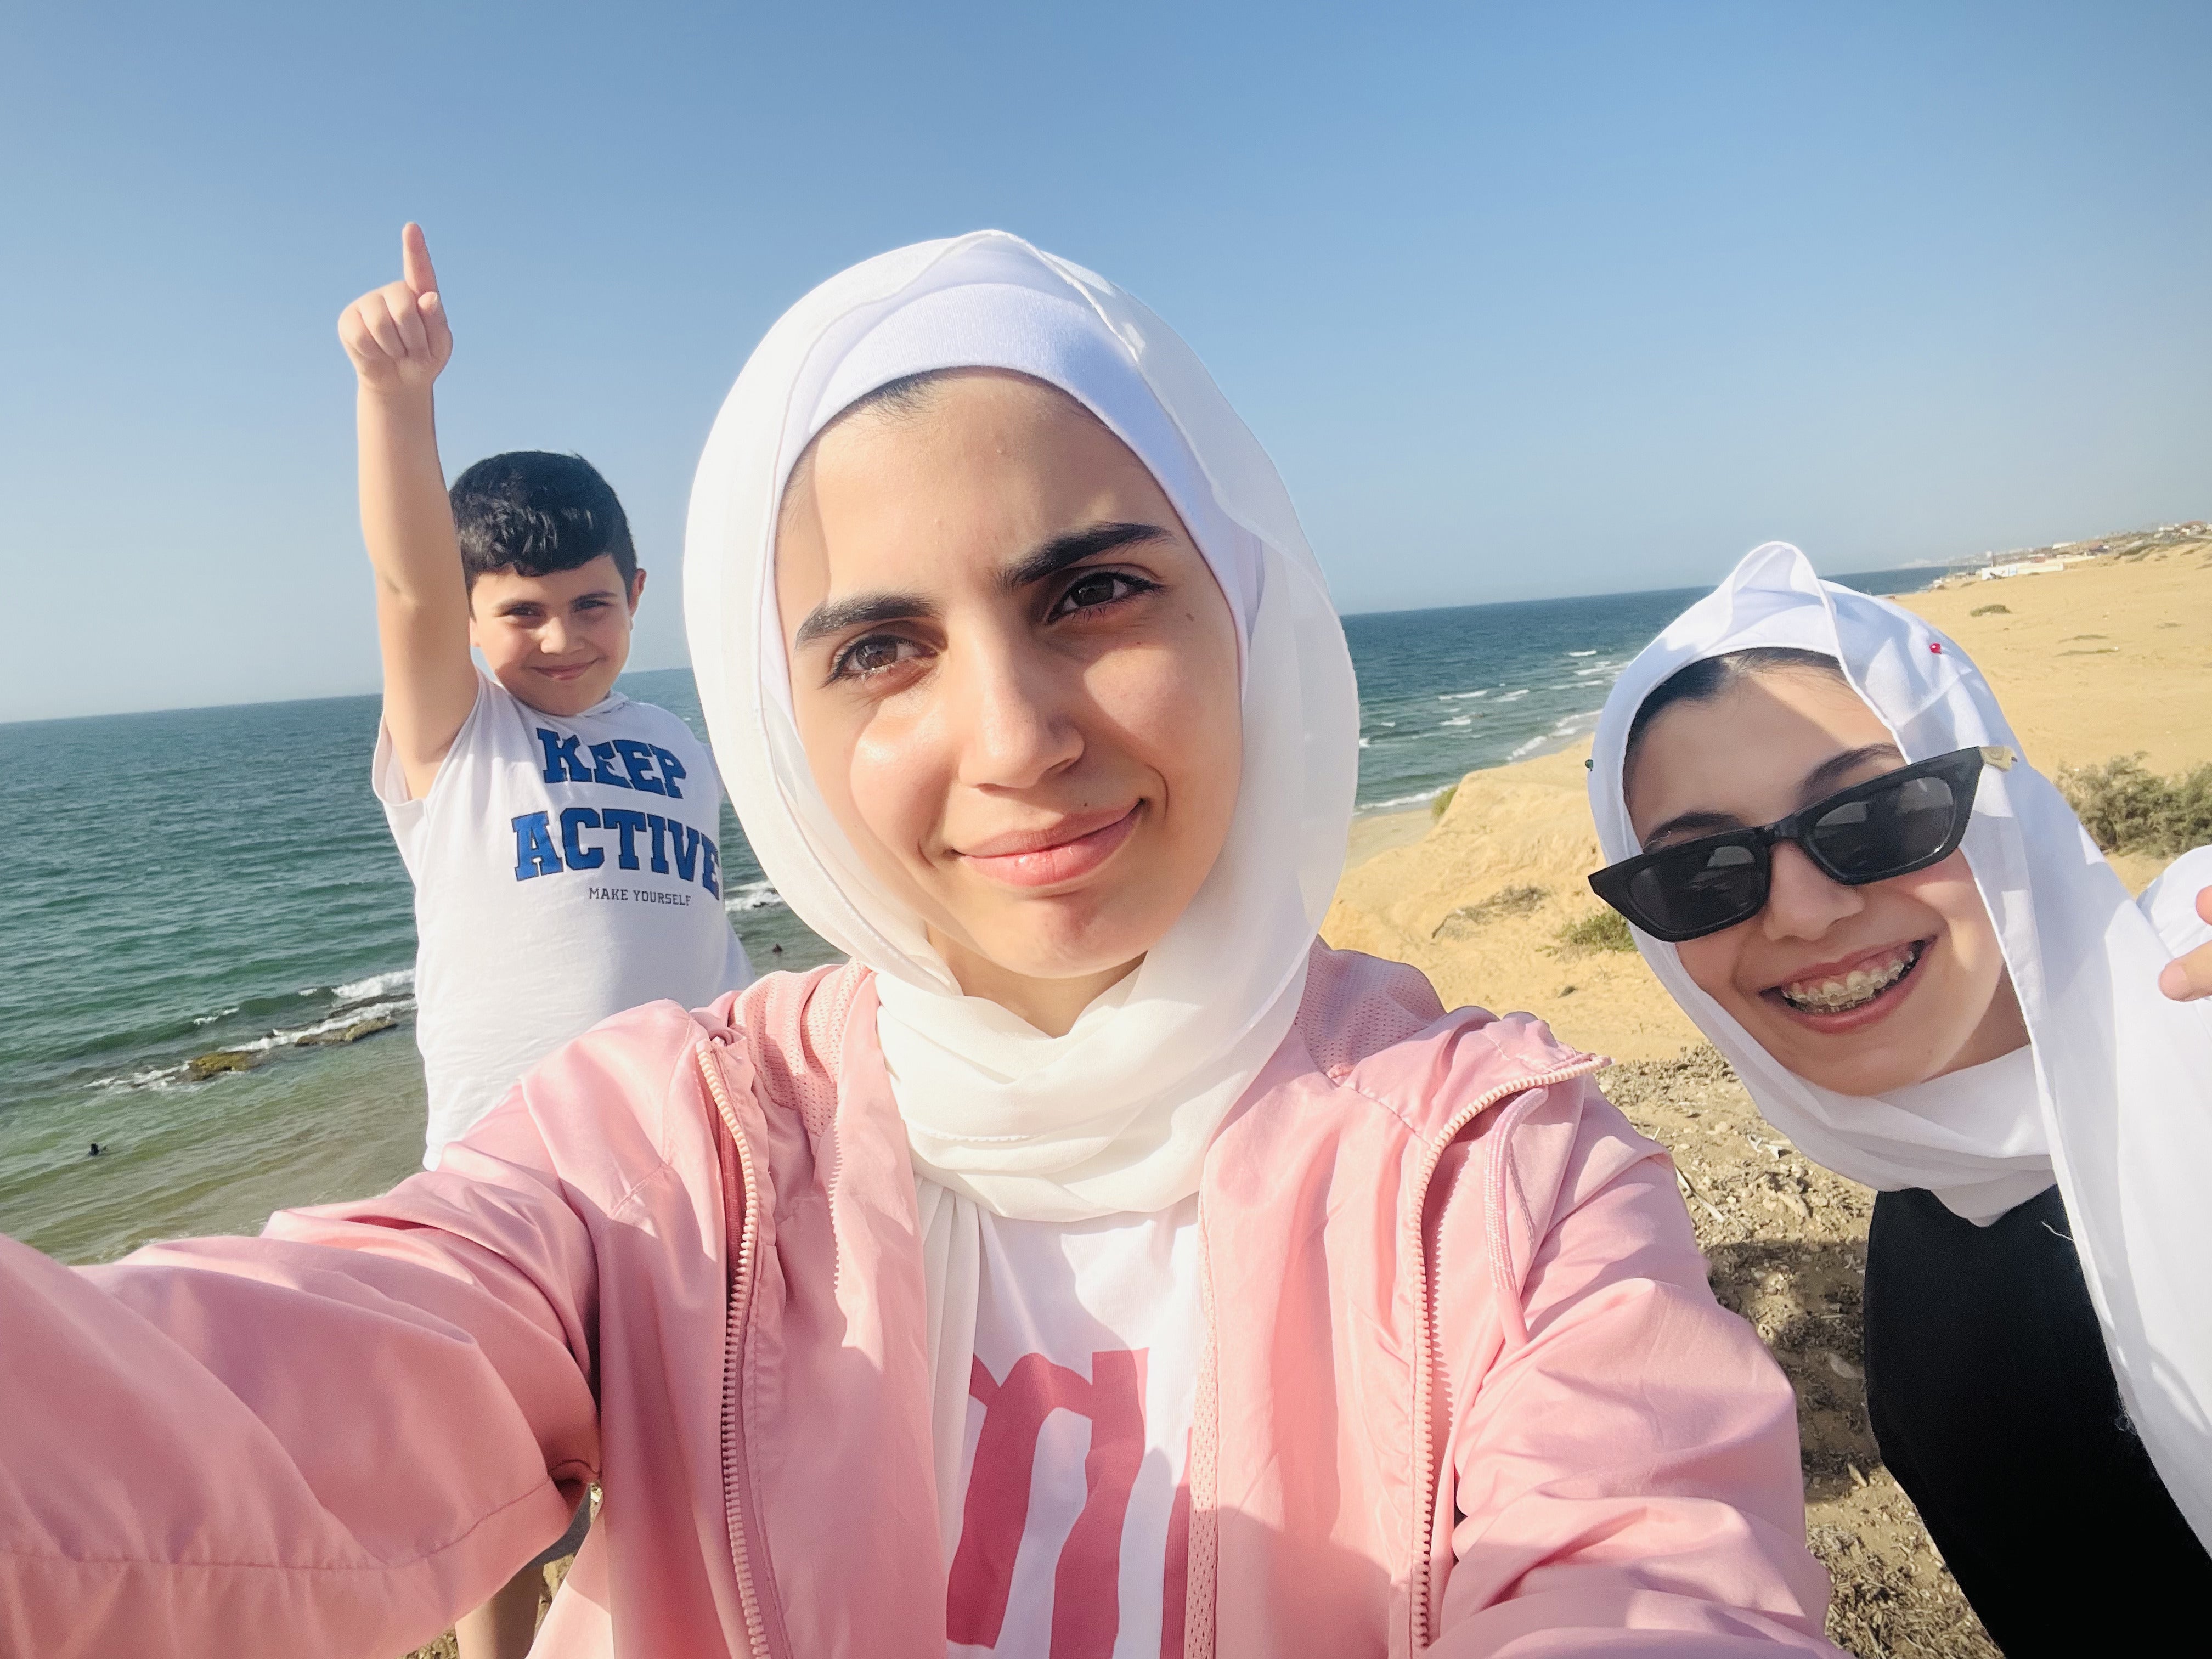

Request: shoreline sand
left=1324, top=541, right=2209, bottom=1656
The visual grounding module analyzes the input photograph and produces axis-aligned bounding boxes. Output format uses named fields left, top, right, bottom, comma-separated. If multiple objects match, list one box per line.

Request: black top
left=1864, top=1183, right=2211, bottom=1655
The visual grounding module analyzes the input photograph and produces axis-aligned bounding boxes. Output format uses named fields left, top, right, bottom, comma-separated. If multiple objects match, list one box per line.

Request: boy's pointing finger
left=400, top=222, right=439, bottom=301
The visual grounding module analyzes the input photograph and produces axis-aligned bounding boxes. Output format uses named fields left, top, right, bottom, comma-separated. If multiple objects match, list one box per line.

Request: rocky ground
left=1600, top=1047, right=1998, bottom=1658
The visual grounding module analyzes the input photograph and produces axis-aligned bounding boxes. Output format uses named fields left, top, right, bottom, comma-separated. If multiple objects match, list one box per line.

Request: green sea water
left=0, top=669, right=838, bottom=1263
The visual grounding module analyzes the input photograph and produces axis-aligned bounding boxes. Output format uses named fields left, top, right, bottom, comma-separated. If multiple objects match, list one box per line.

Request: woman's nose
left=954, top=643, right=1082, bottom=790
left=1760, top=841, right=1863, bottom=940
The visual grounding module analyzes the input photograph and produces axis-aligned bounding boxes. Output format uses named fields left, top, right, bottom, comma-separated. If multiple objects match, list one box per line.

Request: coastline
left=1329, top=545, right=2212, bottom=1060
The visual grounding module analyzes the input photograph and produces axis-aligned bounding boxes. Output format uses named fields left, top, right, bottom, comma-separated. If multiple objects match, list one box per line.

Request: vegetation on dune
left=1430, top=782, right=1459, bottom=821
left=2057, top=753, right=2212, bottom=855
left=1558, top=909, right=1635, bottom=953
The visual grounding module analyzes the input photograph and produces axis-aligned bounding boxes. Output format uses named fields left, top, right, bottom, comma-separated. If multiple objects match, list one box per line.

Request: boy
left=338, top=225, right=751, bottom=1656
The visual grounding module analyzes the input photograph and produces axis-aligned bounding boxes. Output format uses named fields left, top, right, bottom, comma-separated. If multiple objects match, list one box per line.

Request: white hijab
left=1588, top=541, right=2212, bottom=1548
left=682, top=233, right=1359, bottom=1539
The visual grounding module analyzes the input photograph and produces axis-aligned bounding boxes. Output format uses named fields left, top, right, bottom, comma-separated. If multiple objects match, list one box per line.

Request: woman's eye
left=832, top=634, right=923, bottom=681
left=1052, top=569, right=1155, bottom=617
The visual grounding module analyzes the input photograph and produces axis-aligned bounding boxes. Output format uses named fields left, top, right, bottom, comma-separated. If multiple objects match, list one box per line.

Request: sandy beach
left=1325, top=537, right=2210, bottom=1655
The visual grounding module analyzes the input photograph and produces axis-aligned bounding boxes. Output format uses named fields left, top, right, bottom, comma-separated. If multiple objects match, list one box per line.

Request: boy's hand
left=338, top=223, right=453, bottom=394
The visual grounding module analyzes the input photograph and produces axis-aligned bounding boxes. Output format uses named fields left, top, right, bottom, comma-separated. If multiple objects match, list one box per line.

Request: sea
left=0, top=568, right=1940, bottom=1263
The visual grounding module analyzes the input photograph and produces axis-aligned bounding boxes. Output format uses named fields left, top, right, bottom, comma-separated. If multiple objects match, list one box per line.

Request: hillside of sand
left=1324, top=535, right=2210, bottom=1657
left=1326, top=541, right=2212, bottom=1063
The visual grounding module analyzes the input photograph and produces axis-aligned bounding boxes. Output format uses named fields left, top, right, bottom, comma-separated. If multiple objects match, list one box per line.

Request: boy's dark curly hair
left=449, top=451, right=636, bottom=591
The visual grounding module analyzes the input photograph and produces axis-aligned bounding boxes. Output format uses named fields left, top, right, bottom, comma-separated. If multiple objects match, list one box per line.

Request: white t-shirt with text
left=948, top=1200, right=1201, bottom=1659
left=375, top=673, right=752, bottom=1165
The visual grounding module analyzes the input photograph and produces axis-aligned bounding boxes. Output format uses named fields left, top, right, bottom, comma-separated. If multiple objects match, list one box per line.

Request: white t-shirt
left=375, top=673, right=753, bottom=1165
left=947, top=1200, right=1201, bottom=1659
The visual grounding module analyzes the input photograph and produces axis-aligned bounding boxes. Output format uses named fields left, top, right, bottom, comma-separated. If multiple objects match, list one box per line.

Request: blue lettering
left=646, top=813, right=672, bottom=874
left=535, top=729, right=591, bottom=783
left=650, top=745, right=688, bottom=800
left=512, top=811, right=563, bottom=879
left=603, top=808, right=648, bottom=871
left=670, top=822, right=702, bottom=884
left=588, top=741, right=631, bottom=788
left=560, top=806, right=605, bottom=870
left=701, top=838, right=721, bottom=899
left=613, top=738, right=666, bottom=795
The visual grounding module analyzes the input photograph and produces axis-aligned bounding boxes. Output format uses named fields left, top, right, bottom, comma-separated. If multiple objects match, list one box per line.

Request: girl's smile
left=951, top=802, right=1144, bottom=890
left=1626, top=663, right=2026, bottom=1096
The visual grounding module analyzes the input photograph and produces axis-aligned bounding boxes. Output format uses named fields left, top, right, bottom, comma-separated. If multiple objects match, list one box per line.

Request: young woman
left=0, top=238, right=1839, bottom=1657
left=1585, top=543, right=2212, bottom=1653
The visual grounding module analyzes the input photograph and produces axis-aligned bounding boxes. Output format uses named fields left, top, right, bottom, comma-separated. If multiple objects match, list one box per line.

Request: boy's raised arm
left=338, top=223, right=475, bottom=801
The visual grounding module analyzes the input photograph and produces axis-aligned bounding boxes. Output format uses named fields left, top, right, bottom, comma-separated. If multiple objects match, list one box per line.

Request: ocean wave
left=89, top=995, right=419, bottom=1093
left=235, top=998, right=415, bottom=1056
left=1437, top=690, right=1488, bottom=701
left=190, top=1005, right=240, bottom=1028
left=1440, top=716, right=1473, bottom=727
left=334, top=967, right=416, bottom=1003
left=1506, top=707, right=1605, bottom=763
left=725, top=880, right=787, bottom=915
left=1360, top=787, right=1448, bottom=812
left=1567, top=650, right=1597, bottom=658
left=1499, top=689, right=1530, bottom=703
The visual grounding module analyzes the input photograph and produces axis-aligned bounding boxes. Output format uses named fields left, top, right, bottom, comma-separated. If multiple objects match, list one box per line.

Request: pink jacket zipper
left=1406, top=1059, right=1604, bottom=1650
left=698, top=1039, right=777, bottom=1659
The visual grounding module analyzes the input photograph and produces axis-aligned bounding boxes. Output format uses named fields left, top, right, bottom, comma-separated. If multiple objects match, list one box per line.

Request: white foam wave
left=725, top=880, right=787, bottom=915
left=191, top=1005, right=240, bottom=1028
left=1505, top=708, right=1605, bottom=763
left=1437, top=690, right=1488, bottom=701
left=1567, top=650, right=1597, bottom=658
left=91, top=995, right=421, bottom=1092
left=1440, top=716, right=1473, bottom=728
left=88, top=1066, right=181, bottom=1092
left=334, top=968, right=415, bottom=1003
left=1499, top=689, right=1530, bottom=703
left=1360, top=787, right=1449, bottom=812
left=236, top=999, right=415, bottom=1056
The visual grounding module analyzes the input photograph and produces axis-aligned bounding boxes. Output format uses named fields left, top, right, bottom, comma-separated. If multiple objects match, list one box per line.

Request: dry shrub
left=2056, top=754, right=2212, bottom=854
left=1557, top=908, right=1634, bottom=953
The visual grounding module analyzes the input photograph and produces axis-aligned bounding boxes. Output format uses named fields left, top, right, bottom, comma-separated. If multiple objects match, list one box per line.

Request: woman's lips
left=955, top=805, right=1142, bottom=889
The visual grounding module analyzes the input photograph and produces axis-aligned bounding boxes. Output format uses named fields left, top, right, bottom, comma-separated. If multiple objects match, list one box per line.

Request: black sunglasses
left=1589, top=746, right=2010, bottom=944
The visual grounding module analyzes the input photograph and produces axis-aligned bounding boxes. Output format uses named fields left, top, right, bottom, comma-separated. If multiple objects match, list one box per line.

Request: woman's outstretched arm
left=0, top=1114, right=602, bottom=1659
left=1428, top=1078, right=1841, bottom=1657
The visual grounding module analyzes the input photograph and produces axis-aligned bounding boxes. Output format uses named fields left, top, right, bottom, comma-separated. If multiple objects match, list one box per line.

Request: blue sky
left=3, top=2, right=2205, bottom=721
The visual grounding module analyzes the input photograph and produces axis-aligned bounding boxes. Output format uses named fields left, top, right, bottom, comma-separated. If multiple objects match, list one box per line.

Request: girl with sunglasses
left=0, top=241, right=1842, bottom=1657
left=1586, top=542, right=2212, bottom=1652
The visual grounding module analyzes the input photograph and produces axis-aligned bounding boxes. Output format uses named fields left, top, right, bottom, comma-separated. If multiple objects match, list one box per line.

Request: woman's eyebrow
left=794, top=590, right=936, bottom=647
left=1641, top=809, right=1746, bottom=851
left=1002, top=521, right=1171, bottom=591
left=1797, top=743, right=1905, bottom=804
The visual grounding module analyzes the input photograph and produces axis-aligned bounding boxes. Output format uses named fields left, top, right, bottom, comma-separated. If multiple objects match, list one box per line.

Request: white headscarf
left=1588, top=540, right=2212, bottom=1548
left=682, top=233, right=1359, bottom=1539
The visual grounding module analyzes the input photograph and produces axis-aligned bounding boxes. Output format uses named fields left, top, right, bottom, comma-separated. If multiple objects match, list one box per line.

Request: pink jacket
left=0, top=947, right=1837, bottom=1658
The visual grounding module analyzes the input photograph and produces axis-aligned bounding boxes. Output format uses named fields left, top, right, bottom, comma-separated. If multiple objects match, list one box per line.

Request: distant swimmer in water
left=88, top=1143, right=101, bottom=1158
